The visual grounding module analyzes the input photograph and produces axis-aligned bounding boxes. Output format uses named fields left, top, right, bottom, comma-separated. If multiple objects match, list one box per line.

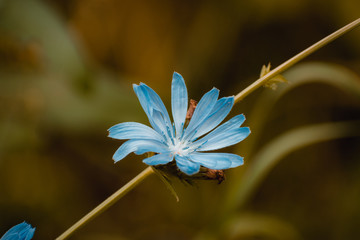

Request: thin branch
left=56, top=166, right=154, bottom=240
left=234, top=18, right=360, bottom=103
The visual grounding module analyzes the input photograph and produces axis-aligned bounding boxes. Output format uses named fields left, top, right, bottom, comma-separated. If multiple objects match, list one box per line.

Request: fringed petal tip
left=189, top=152, right=244, bottom=170
left=132, top=83, right=139, bottom=89
left=230, top=156, right=244, bottom=168
left=172, top=71, right=184, bottom=81
left=132, top=82, right=148, bottom=92
left=242, top=126, right=251, bottom=136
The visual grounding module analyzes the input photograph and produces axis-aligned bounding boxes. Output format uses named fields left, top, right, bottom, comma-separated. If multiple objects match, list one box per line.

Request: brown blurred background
left=1, top=0, right=360, bottom=239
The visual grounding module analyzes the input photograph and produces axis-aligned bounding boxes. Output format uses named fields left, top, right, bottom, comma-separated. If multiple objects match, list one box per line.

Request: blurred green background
left=1, top=0, right=360, bottom=239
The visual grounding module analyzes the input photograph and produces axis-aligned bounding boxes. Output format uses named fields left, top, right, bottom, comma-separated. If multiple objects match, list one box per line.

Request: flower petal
left=183, top=88, right=219, bottom=140
left=140, top=83, right=174, bottom=135
left=188, top=152, right=243, bottom=169
left=108, top=122, right=164, bottom=142
left=133, top=83, right=174, bottom=139
left=143, top=152, right=174, bottom=165
left=171, top=72, right=188, bottom=138
left=133, top=84, right=162, bottom=134
left=113, top=139, right=168, bottom=162
left=175, top=155, right=200, bottom=175
left=198, top=114, right=246, bottom=141
left=25, top=229, right=35, bottom=240
left=151, top=109, right=174, bottom=143
left=1, top=222, right=35, bottom=240
left=190, top=96, right=234, bottom=141
left=2, top=222, right=27, bottom=237
left=190, top=114, right=246, bottom=149
left=197, top=127, right=251, bottom=151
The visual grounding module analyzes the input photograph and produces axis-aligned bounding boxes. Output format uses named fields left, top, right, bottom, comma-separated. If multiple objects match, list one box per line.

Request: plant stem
left=234, top=18, right=360, bottom=103
left=56, top=166, right=154, bottom=240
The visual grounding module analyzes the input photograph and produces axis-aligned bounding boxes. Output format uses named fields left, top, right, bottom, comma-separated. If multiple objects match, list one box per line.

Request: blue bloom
left=108, top=72, right=250, bottom=175
left=1, top=222, right=35, bottom=240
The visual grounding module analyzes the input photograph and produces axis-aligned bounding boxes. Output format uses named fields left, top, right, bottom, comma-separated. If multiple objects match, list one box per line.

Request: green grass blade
left=225, top=120, right=360, bottom=213
left=223, top=213, right=303, bottom=240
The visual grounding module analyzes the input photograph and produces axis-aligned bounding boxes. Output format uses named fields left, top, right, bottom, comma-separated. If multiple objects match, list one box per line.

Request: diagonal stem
left=234, top=18, right=360, bottom=103
left=56, top=166, right=154, bottom=240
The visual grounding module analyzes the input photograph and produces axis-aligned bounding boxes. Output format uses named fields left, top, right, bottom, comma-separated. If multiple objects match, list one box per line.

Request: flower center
left=169, top=138, right=190, bottom=156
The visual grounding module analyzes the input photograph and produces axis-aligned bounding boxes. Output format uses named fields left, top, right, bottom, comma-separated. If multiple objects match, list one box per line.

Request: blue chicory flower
left=108, top=72, right=250, bottom=175
left=1, top=222, right=35, bottom=240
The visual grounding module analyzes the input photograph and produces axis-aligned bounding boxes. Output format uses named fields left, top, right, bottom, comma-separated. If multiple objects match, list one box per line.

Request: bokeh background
left=1, top=0, right=360, bottom=239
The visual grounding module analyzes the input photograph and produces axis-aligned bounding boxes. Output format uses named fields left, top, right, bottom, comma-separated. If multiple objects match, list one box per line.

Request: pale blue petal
left=140, top=83, right=174, bottom=137
left=143, top=152, right=174, bottom=165
left=171, top=72, right=188, bottom=138
left=1, top=222, right=35, bottom=240
left=196, top=127, right=251, bottom=151
left=133, top=84, right=173, bottom=139
left=151, top=109, right=172, bottom=142
left=190, top=97, right=234, bottom=141
left=108, top=122, right=164, bottom=142
left=175, top=155, right=200, bottom=175
left=133, top=83, right=151, bottom=117
left=188, top=152, right=243, bottom=169
left=24, top=229, right=35, bottom=240
left=113, top=139, right=168, bottom=162
left=196, top=114, right=246, bottom=143
left=133, top=84, right=163, bottom=134
left=183, top=88, right=219, bottom=140
left=2, top=233, right=17, bottom=239
left=2, top=223, right=27, bottom=237
left=210, top=114, right=246, bottom=133
left=189, top=114, right=246, bottom=150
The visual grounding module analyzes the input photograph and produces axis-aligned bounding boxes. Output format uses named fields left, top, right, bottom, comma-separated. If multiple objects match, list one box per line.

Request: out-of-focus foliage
left=1, top=0, right=360, bottom=239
